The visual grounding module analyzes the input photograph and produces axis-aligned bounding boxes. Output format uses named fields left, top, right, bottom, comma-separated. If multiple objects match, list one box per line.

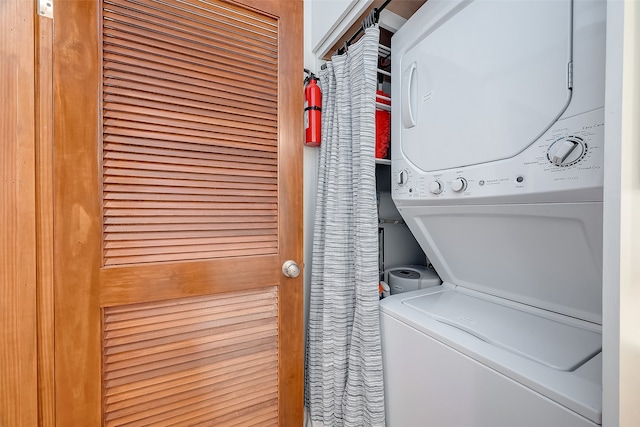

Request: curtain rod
left=320, top=0, right=393, bottom=70
left=339, top=0, right=393, bottom=54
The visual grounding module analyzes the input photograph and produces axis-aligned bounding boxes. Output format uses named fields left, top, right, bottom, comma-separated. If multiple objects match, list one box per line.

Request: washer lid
left=398, top=0, right=572, bottom=172
left=398, top=202, right=603, bottom=324
left=404, top=289, right=601, bottom=371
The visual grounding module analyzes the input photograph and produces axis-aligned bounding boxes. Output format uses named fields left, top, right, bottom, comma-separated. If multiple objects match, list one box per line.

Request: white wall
left=303, top=0, right=319, bottom=350
left=603, top=1, right=640, bottom=425
left=309, top=0, right=374, bottom=56
left=617, top=3, right=640, bottom=423
left=617, top=0, right=640, bottom=411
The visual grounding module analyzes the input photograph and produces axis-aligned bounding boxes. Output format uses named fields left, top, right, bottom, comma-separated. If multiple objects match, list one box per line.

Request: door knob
left=282, top=260, right=300, bottom=278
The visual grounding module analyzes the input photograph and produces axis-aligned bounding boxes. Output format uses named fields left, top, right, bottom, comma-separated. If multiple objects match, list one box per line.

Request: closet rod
left=338, top=0, right=394, bottom=55
left=320, top=0, right=393, bottom=70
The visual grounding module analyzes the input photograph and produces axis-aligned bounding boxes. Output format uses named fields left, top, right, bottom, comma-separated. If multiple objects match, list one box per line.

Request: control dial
left=547, top=137, right=586, bottom=167
left=429, top=180, right=443, bottom=195
left=451, top=177, right=467, bottom=192
left=397, top=170, right=409, bottom=187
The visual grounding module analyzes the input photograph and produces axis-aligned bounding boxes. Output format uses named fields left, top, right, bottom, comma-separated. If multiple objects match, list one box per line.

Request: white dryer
left=383, top=0, right=605, bottom=425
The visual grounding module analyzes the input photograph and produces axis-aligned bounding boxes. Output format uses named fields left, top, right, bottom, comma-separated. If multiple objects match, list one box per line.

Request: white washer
left=385, top=0, right=605, bottom=425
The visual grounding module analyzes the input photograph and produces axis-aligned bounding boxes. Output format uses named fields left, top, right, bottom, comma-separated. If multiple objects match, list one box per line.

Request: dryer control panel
left=392, top=108, right=604, bottom=205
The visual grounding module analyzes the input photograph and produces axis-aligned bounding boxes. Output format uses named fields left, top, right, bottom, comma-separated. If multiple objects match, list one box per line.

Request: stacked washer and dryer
left=382, top=0, right=605, bottom=426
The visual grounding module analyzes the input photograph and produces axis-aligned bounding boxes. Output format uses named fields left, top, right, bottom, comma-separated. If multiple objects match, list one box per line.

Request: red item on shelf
left=376, top=90, right=391, bottom=159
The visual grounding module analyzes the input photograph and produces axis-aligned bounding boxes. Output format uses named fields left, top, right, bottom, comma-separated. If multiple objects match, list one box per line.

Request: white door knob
left=282, top=260, right=300, bottom=278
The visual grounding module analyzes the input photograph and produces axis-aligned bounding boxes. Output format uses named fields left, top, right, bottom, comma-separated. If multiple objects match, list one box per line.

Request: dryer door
left=398, top=0, right=572, bottom=172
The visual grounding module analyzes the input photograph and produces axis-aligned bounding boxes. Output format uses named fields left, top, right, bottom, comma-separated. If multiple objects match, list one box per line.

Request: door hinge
left=38, top=0, right=53, bottom=19
left=568, top=62, right=573, bottom=89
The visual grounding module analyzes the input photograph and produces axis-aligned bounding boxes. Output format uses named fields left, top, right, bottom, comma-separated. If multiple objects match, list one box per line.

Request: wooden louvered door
left=52, top=0, right=302, bottom=425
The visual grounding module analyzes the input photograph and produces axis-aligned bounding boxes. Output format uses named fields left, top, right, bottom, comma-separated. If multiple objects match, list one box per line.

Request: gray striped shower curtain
left=305, top=26, right=385, bottom=427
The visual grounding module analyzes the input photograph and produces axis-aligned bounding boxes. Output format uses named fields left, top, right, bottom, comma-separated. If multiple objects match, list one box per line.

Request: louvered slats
left=102, top=287, right=279, bottom=426
left=101, top=0, right=279, bottom=266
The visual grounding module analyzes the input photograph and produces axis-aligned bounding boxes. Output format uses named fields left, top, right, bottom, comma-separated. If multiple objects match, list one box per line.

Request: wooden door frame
left=0, top=2, right=38, bottom=425
left=1, top=2, right=56, bottom=424
left=36, top=8, right=56, bottom=426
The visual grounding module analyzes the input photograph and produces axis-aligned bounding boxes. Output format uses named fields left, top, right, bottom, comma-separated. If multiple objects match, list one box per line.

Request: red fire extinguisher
left=304, top=69, right=322, bottom=147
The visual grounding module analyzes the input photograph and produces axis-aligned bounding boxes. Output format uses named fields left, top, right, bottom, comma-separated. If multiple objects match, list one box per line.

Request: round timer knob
left=548, top=138, right=586, bottom=166
left=451, top=177, right=467, bottom=192
left=429, top=180, right=443, bottom=194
